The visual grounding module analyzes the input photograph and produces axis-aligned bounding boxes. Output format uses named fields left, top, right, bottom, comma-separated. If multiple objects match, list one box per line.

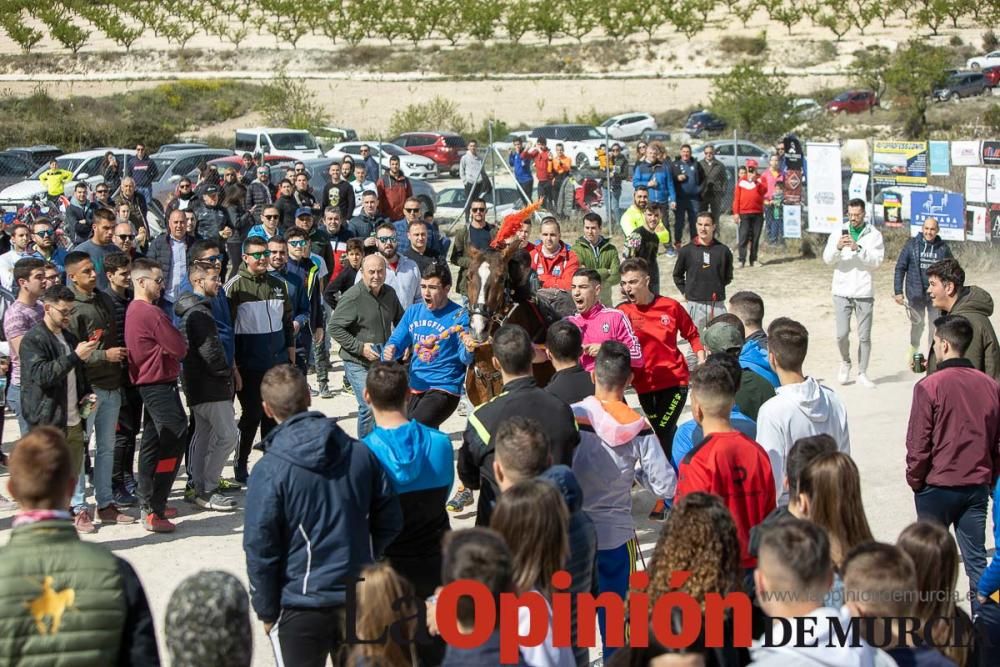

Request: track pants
left=638, top=387, right=689, bottom=465
left=269, top=606, right=346, bottom=667
left=596, top=537, right=639, bottom=661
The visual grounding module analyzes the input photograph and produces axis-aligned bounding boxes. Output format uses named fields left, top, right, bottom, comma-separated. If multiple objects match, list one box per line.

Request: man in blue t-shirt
left=382, top=262, right=473, bottom=429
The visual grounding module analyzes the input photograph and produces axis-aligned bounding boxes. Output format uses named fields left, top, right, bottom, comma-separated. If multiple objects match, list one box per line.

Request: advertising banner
left=982, top=140, right=1000, bottom=166
left=805, top=143, right=843, bottom=233
left=911, top=191, right=965, bottom=241
left=883, top=191, right=902, bottom=227
left=929, top=141, right=950, bottom=176
left=967, top=205, right=988, bottom=242
left=873, top=141, right=928, bottom=186
left=783, top=165, right=803, bottom=205
left=989, top=169, right=1000, bottom=204
left=783, top=205, right=802, bottom=239
left=951, top=140, right=980, bottom=166
left=848, top=173, right=868, bottom=202
left=966, top=166, right=987, bottom=203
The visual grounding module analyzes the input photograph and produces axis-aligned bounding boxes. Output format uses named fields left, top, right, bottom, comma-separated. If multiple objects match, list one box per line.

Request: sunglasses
left=288, top=239, right=308, bottom=247
left=50, top=305, right=75, bottom=317
left=196, top=254, right=223, bottom=263
left=262, top=214, right=279, bottom=220
left=95, top=189, right=108, bottom=194
left=117, top=234, right=135, bottom=241
left=376, top=236, right=397, bottom=244
left=34, top=229, right=54, bottom=237
left=246, top=250, right=271, bottom=260
left=139, top=276, right=164, bottom=285
left=404, top=207, right=421, bottom=213
left=470, top=207, right=486, bottom=213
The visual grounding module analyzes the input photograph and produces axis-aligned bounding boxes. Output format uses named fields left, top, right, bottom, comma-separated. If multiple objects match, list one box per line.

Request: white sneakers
left=856, top=373, right=876, bottom=388
left=838, top=362, right=851, bottom=385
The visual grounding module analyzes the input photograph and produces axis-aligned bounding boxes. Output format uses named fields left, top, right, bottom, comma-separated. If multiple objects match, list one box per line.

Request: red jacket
left=525, top=147, right=553, bottom=183
left=619, top=296, right=703, bottom=393
left=528, top=242, right=579, bottom=290
left=125, top=299, right=187, bottom=385
left=677, top=431, right=776, bottom=568
left=905, top=358, right=1000, bottom=491
left=377, top=172, right=412, bottom=221
left=732, top=176, right=766, bottom=215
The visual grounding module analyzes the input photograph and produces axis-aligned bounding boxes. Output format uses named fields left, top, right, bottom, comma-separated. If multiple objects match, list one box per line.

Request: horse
left=463, top=241, right=559, bottom=406
left=25, top=576, right=75, bottom=636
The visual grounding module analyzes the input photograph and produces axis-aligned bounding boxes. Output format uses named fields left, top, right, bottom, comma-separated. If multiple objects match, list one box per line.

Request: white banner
left=989, top=169, right=1000, bottom=204
left=951, top=140, right=981, bottom=166
left=806, top=143, right=844, bottom=234
left=966, top=166, right=987, bottom=203
left=848, top=173, right=869, bottom=202
left=783, top=205, right=802, bottom=239
left=968, top=205, right=988, bottom=242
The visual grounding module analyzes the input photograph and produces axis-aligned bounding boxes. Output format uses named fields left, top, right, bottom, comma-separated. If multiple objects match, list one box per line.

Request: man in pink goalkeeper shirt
left=567, top=268, right=643, bottom=372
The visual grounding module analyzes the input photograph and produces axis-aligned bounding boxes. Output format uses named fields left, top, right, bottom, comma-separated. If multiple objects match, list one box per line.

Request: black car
left=5, top=145, right=63, bottom=169
left=0, top=152, right=37, bottom=190
left=684, top=112, right=727, bottom=137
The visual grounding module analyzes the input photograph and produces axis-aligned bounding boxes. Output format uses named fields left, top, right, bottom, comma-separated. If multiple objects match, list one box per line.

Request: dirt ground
left=0, top=220, right=994, bottom=665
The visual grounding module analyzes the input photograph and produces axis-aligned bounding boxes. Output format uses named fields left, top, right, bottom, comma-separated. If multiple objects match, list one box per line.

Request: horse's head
left=466, top=242, right=520, bottom=342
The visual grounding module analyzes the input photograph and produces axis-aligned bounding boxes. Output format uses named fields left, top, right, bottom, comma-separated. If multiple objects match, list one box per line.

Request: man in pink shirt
left=566, top=268, right=643, bottom=372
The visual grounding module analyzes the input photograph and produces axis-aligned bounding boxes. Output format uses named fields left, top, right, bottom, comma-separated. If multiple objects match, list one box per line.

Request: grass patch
left=800, top=40, right=838, bottom=67
left=0, top=80, right=260, bottom=151
left=719, top=33, right=767, bottom=56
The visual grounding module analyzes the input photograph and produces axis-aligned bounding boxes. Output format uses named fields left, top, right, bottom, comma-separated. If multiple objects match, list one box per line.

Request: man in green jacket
left=329, top=254, right=404, bottom=437
left=574, top=212, right=620, bottom=306
left=0, top=426, right=159, bottom=665
left=926, top=258, right=1000, bottom=379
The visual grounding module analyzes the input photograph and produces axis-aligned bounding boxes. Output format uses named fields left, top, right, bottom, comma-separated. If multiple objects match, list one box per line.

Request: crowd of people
left=0, top=139, right=998, bottom=667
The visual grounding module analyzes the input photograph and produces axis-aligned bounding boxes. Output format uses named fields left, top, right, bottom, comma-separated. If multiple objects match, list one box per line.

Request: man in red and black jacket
left=528, top=217, right=579, bottom=291
left=732, top=158, right=768, bottom=268
left=676, top=359, right=776, bottom=569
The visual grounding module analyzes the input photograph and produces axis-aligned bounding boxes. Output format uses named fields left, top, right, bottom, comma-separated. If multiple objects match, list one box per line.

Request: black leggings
left=270, top=607, right=346, bottom=667
left=638, top=387, right=689, bottom=466
left=236, top=368, right=276, bottom=469
left=408, top=390, right=459, bottom=429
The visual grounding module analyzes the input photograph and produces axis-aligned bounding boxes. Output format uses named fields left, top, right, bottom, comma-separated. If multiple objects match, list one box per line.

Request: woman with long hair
left=897, top=522, right=980, bottom=667
left=101, top=151, right=121, bottom=196
left=345, top=562, right=418, bottom=667
left=491, top=479, right=574, bottom=667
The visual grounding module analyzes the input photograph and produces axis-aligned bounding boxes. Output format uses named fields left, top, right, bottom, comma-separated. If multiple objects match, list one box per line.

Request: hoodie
left=244, top=412, right=403, bottom=622
left=927, top=286, right=1000, bottom=380
left=754, top=377, right=850, bottom=505
left=741, top=337, right=780, bottom=388
left=385, top=300, right=472, bottom=395
left=750, top=607, right=891, bottom=667
left=174, top=293, right=233, bottom=406
left=571, top=396, right=676, bottom=550
left=364, top=420, right=453, bottom=597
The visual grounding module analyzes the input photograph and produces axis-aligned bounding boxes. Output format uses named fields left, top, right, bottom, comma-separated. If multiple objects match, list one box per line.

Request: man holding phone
left=822, top=198, right=884, bottom=388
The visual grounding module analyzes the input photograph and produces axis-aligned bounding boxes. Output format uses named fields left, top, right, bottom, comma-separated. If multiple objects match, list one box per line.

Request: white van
left=234, top=127, right=323, bottom=161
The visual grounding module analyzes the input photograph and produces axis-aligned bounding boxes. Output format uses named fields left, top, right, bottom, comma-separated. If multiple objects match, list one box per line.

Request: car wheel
left=971, top=62, right=981, bottom=70
left=575, top=153, right=590, bottom=169
left=950, top=92, right=961, bottom=102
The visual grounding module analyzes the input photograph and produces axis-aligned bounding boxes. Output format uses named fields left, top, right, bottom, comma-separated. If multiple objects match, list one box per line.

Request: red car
left=390, top=132, right=466, bottom=175
left=982, top=66, right=1000, bottom=88
left=825, top=90, right=879, bottom=114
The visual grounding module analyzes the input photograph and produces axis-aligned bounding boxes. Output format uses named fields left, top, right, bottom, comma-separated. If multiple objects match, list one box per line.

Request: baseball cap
left=703, top=321, right=745, bottom=354
left=745, top=158, right=759, bottom=169
left=295, top=207, right=314, bottom=218
left=203, top=184, right=220, bottom=195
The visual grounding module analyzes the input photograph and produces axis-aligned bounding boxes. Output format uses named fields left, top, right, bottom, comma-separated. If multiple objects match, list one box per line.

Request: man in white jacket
left=822, top=198, right=884, bottom=388
left=755, top=318, right=850, bottom=505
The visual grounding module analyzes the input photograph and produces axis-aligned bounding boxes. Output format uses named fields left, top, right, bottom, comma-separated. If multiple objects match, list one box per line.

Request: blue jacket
left=509, top=151, right=533, bottom=183
left=740, top=337, right=779, bottom=388
left=246, top=224, right=282, bottom=241
left=632, top=160, right=676, bottom=206
left=269, top=268, right=310, bottom=349
left=175, top=274, right=235, bottom=366
left=224, top=268, right=294, bottom=372
left=671, top=409, right=757, bottom=469
left=243, top=411, right=402, bottom=622
left=978, top=480, right=1000, bottom=598
left=893, top=234, right=952, bottom=304
left=385, top=300, right=472, bottom=394
left=31, top=247, right=68, bottom=276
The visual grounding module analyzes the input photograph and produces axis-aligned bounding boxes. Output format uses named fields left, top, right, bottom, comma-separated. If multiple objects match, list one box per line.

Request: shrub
left=949, top=35, right=963, bottom=47
left=985, top=105, right=1000, bottom=133
left=256, top=71, right=328, bottom=130
left=388, top=96, right=469, bottom=136
left=719, top=32, right=767, bottom=56
left=984, top=29, right=999, bottom=52
left=709, top=64, right=792, bottom=139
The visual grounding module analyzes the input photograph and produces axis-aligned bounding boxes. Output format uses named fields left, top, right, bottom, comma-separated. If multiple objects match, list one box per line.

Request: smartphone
left=89, top=328, right=104, bottom=342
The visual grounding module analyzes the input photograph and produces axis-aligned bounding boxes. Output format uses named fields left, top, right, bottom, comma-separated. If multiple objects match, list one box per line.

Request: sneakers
left=195, top=492, right=238, bottom=512
left=838, top=362, right=851, bottom=385
left=234, top=464, right=248, bottom=485
left=183, top=483, right=197, bottom=503
left=319, top=385, right=335, bottom=399
left=457, top=400, right=470, bottom=418
left=446, top=488, right=474, bottom=512
left=217, top=477, right=243, bottom=493
left=308, top=384, right=319, bottom=397
left=73, top=508, right=96, bottom=534
left=666, top=246, right=677, bottom=257
left=856, top=373, right=876, bottom=389
left=97, top=505, right=136, bottom=524
left=340, top=380, right=353, bottom=395
left=142, top=512, right=176, bottom=533
left=0, top=492, right=17, bottom=512
left=113, top=487, right=138, bottom=508
left=162, top=505, right=179, bottom=519
left=648, top=498, right=673, bottom=521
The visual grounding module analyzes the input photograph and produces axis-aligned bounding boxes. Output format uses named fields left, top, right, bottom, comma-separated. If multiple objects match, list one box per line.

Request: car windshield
left=270, top=132, right=318, bottom=150
left=153, top=156, right=174, bottom=174
left=833, top=92, right=852, bottom=101
left=31, top=158, right=84, bottom=177
left=599, top=118, right=617, bottom=127
left=438, top=189, right=465, bottom=205
left=564, top=127, right=604, bottom=140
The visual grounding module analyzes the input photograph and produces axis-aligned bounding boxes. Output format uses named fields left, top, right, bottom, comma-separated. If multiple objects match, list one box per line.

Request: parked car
left=0, top=152, right=40, bottom=190
left=205, top=154, right=296, bottom=178
left=0, top=148, right=136, bottom=208
left=528, top=124, right=625, bottom=169
left=871, top=185, right=949, bottom=225
left=329, top=142, right=438, bottom=180
left=982, top=65, right=1000, bottom=88
left=435, top=185, right=522, bottom=222
left=599, top=113, right=657, bottom=141
left=825, top=90, right=879, bottom=114
left=789, top=98, right=823, bottom=121
left=390, top=132, right=467, bottom=176
left=234, top=127, right=324, bottom=161
left=156, top=142, right=210, bottom=153
left=270, top=157, right=438, bottom=215
left=691, top=140, right=770, bottom=171
left=5, top=145, right=63, bottom=169
left=683, top=111, right=727, bottom=137
left=967, top=51, right=1000, bottom=70
left=149, top=148, right=234, bottom=208
left=315, top=126, right=358, bottom=144
left=934, top=72, right=987, bottom=101
left=492, top=131, right=532, bottom=154
left=638, top=129, right=673, bottom=143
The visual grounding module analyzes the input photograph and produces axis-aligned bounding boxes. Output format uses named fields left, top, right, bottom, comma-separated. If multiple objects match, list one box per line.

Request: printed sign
left=966, top=166, right=987, bottom=203
left=967, top=205, right=988, bottom=242
left=911, top=191, right=965, bottom=241
left=882, top=191, right=902, bottom=227
left=848, top=173, right=869, bottom=202
left=982, top=140, right=1000, bottom=166
left=805, top=143, right=843, bottom=233
left=929, top=141, right=950, bottom=176
left=989, top=169, right=1000, bottom=204
left=951, top=140, right=980, bottom=166
left=783, top=205, right=802, bottom=239
left=873, top=141, right=928, bottom=186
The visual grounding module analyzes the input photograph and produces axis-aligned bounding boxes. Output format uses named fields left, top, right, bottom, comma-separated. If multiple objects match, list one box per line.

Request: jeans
left=236, top=368, right=276, bottom=469
left=765, top=204, right=784, bottom=244
left=833, top=296, right=874, bottom=374
left=189, top=401, right=239, bottom=496
left=737, top=213, right=764, bottom=265
left=65, top=422, right=85, bottom=506
left=312, top=305, right=333, bottom=387
left=74, top=387, right=121, bottom=510
left=907, top=299, right=940, bottom=351
left=915, top=483, right=989, bottom=616
left=136, top=187, right=153, bottom=210
left=136, top=383, right=188, bottom=518
left=6, top=383, right=28, bottom=437
left=674, top=197, right=700, bottom=246
left=518, top=179, right=534, bottom=204
left=343, top=361, right=373, bottom=438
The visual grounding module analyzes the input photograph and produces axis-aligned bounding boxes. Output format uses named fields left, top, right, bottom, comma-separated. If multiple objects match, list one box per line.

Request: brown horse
left=464, top=242, right=556, bottom=406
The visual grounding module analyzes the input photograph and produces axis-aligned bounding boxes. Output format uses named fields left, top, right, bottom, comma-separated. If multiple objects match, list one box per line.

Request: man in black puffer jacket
left=174, top=264, right=237, bottom=512
left=893, top=216, right=953, bottom=353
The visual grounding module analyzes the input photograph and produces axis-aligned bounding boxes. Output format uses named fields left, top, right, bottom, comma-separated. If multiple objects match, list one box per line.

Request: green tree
left=257, top=70, right=328, bottom=130
left=463, top=0, right=503, bottom=41
left=530, top=0, right=564, bottom=43
left=811, top=5, right=853, bottom=41
left=597, top=0, right=644, bottom=39
left=849, top=45, right=891, bottom=101
left=388, top=96, right=469, bottom=136
left=503, top=0, right=533, bottom=43
left=563, top=0, right=598, bottom=42
left=709, top=64, right=792, bottom=138
left=915, top=0, right=948, bottom=34
left=765, top=0, right=805, bottom=35
left=885, top=39, right=950, bottom=137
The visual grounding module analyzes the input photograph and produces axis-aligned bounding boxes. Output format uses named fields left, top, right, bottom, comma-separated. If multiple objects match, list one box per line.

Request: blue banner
left=929, top=141, right=950, bottom=176
left=911, top=190, right=965, bottom=241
